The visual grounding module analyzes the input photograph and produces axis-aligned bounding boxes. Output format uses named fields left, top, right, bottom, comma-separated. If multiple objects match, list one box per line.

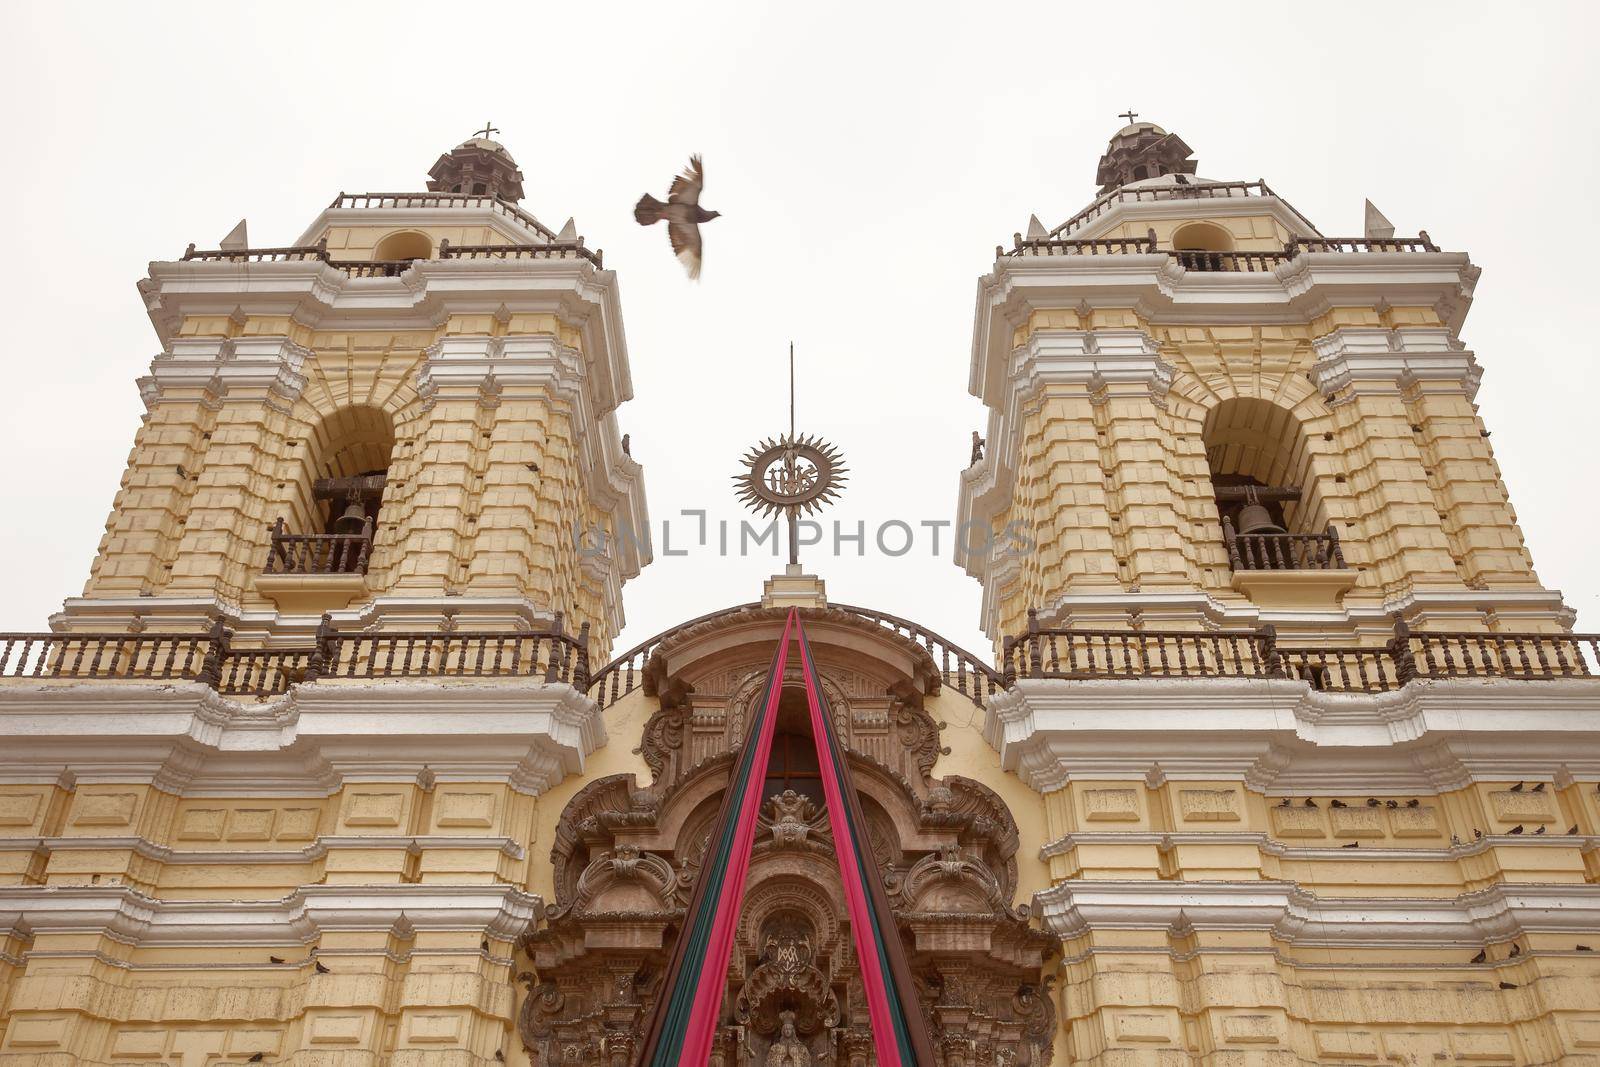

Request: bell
left=332, top=496, right=367, bottom=535
left=1236, top=501, right=1285, bottom=535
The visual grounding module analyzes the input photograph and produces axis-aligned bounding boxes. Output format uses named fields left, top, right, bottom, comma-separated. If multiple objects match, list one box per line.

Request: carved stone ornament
left=518, top=609, right=1055, bottom=1066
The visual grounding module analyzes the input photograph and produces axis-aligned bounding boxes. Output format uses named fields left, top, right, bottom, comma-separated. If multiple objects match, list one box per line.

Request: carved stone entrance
left=518, top=607, right=1054, bottom=1066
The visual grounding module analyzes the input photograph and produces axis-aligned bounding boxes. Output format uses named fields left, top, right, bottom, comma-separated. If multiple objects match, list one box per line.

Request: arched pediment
left=523, top=606, right=1055, bottom=1067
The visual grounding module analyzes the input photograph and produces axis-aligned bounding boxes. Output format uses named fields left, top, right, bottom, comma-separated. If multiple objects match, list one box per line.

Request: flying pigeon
left=634, top=155, right=720, bottom=279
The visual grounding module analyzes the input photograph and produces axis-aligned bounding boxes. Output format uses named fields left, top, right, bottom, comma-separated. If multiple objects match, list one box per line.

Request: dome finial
left=427, top=128, right=525, bottom=201
left=1094, top=118, right=1197, bottom=195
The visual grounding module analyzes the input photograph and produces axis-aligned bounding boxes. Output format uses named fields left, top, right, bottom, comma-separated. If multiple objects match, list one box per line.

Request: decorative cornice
left=0, top=834, right=527, bottom=866
left=1032, top=879, right=1600, bottom=949
left=1011, top=328, right=1174, bottom=410
left=0, top=679, right=603, bottom=796
left=1312, top=325, right=1482, bottom=405
left=985, top=675, right=1600, bottom=793
left=139, top=336, right=310, bottom=413
left=0, top=883, right=543, bottom=946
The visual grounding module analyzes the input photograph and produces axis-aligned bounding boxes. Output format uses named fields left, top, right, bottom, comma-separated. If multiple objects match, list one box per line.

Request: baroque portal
left=518, top=607, right=1055, bottom=1066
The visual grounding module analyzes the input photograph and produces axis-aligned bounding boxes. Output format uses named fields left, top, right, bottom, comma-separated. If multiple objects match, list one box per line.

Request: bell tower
left=957, top=121, right=1600, bottom=1066
left=66, top=134, right=650, bottom=658
left=958, top=119, right=1562, bottom=645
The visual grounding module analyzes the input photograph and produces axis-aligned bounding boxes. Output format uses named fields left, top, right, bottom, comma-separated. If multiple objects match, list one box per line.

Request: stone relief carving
left=520, top=611, right=1053, bottom=1066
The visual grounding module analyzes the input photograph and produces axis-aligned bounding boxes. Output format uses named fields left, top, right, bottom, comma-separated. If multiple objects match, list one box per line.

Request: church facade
left=1, top=126, right=1598, bottom=1066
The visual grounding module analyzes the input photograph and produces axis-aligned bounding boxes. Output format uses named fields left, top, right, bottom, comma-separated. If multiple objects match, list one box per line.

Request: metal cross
left=1118, top=110, right=1139, bottom=124
left=475, top=121, right=500, bottom=139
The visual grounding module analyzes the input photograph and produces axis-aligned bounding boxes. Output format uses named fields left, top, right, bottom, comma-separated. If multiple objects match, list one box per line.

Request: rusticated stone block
left=434, top=791, right=496, bottom=829
left=1314, top=1030, right=1380, bottom=1060
left=1112, top=1011, right=1175, bottom=1043
left=1082, top=788, right=1141, bottom=822
left=342, top=792, right=406, bottom=828
left=0, top=792, right=43, bottom=828
left=72, top=792, right=139, bottom=828
left=1270, top=804, right=1325, bottom=838
left=1330, top=807, right=1385, bottom=839
left=177, top=808, right=226, bottom=841
left=1489, top=789, right=1556, bottom=824
left=1450, top=1030, right=1515, bottom=1060
left=1178, top=789, right=1241, bottom=823
left=1388, top=805, right=1442, bottom=838
left=277, top=807, right=320, bottom=841
left=1219, top=1014, right=1279, bottom=1044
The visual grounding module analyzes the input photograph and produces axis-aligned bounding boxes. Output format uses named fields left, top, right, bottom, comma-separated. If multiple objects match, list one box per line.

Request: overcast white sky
left=2, top=2, right=1597, bottom=656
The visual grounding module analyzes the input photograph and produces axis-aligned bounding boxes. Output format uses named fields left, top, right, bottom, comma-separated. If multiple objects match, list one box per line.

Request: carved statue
left=765, top=1011, right=810, bottom=1067
left=768, top=789, right=816, bottom=848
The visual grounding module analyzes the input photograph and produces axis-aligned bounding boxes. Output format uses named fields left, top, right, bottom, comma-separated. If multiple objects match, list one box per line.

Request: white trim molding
left=0, top=882, right=542, bottom=947
left=0, top=679, right=605, bottom=796
left=1033, top=878, right=1600, bottom=950
left=1313, top=325, right=1483, bottom=405
left=139, top=335, right=310, bottom=414
left=986, top=676, right=1600, bottom=793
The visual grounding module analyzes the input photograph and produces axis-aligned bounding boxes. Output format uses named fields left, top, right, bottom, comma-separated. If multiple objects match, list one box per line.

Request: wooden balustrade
left=1001, top=610, right=1600, bottom=692
left=585, top=602, right=1003, bottom=710
left=830, top=602, right=1004, bottom=708
left=0, top=631, right=210, bottom=682
left=305, top=617, right=589, bottom=688
left=217, top=647, right=314, bottom=697
left=181, top=242, right=327, bottom=263
left=1288, top=234, right=1438, bottom=254
left=1172, top=249, right=1294, bottom=272
left=327, top=191, right=563, bottom=242
left=1411, top=631, right=1598, bottom=679
left=329, top=260, right=414, bottom=277
left=586, top=603, right=762, bottom=709
left=438, top=239, right=604, bottom=268
left=1222, top=520, right=1346, bottom=571
left=1005, top=235, right=1159, bottom=258
left=265, top=517, right=373, bottom=575
left=5, top=611, right=1599, bottom=701
left=1002, top=616, right=1270, bottom=685
left=1277, top=647, right=1399, bottom=692
left=1, top=618, right=585, bottom=696
left=1002, top=222, right=1441, bottom=269
left=1045, top=180, right=1278, bottom=240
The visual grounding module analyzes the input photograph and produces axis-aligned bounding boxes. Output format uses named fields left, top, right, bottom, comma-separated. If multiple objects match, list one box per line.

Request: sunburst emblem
left=734, top=433, right=848, bottom=518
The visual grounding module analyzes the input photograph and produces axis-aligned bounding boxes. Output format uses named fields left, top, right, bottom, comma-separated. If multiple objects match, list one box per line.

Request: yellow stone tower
left=958, top=120, right=1600, bottom=1064
left=77, top=131, right=648, bottom=657
left=0, top=133, right=649, bottom=1065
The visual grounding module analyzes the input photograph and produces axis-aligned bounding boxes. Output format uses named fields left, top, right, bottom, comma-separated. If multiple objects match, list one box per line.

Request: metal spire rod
left=787, top=341, right=797, bottom=564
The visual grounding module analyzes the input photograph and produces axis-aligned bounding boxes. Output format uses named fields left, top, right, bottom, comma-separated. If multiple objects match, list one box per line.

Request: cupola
left=426, top=124, right=526, bottom=201
left=1094, top=116, right=1198, bottom=194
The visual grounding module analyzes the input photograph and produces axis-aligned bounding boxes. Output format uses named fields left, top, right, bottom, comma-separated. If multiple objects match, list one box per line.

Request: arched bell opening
left=372, top=229, right=432, bottom=264
left=266, top=404, right=396, bottom=577
left=1203, top=397, right=1341, bottom=571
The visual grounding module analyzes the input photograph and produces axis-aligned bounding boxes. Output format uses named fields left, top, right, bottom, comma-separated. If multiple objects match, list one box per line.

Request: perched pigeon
left=634, top=155, right=720, bottom=279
